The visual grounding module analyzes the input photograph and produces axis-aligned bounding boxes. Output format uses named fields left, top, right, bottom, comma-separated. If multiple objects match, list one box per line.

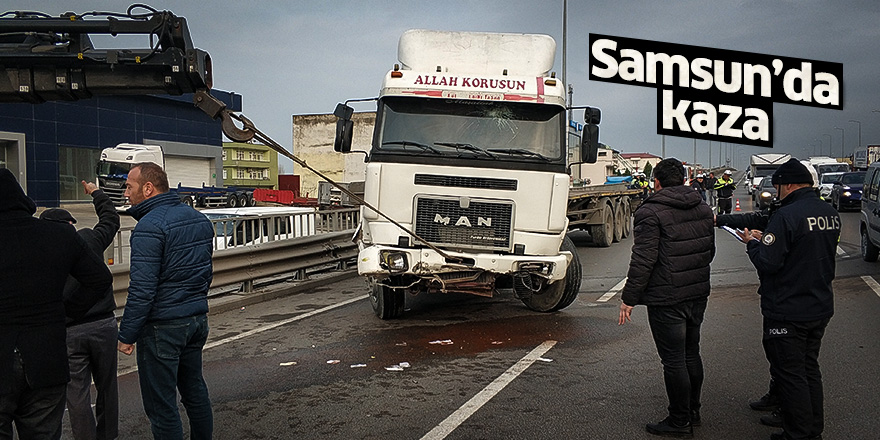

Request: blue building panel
left=33, top=120, right=57, bottom=144
left=56, top=122, right=100, bottom=148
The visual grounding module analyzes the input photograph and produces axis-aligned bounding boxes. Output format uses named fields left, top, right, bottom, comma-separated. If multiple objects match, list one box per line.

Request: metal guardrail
left=109, top=208, right=360, bottom=308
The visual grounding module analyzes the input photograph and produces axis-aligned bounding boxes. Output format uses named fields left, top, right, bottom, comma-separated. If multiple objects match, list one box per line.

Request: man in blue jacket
left=117, top=162, right=215, bottom=440
left=736, top=158, right=838, bottom=440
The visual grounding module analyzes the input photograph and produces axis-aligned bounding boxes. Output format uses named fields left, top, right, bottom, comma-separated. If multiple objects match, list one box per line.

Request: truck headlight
left=380, top=251, right=408, bottom=271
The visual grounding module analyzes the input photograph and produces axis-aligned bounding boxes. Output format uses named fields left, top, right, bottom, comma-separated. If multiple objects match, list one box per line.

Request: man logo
left=433, top=214, right=492, bottom=227
left=762, top=233, right=776, bottom=246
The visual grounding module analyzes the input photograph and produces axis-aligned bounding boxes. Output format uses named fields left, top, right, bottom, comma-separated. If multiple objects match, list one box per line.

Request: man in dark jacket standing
left=619, top=158, right=716, bottom=438
left=116, top=162, right=215, bottom=440
left=40, top=180, right=120, bottom=440
left=0, top=169, right=112, bottom=439
left=736, top=159, right=838, bottom=440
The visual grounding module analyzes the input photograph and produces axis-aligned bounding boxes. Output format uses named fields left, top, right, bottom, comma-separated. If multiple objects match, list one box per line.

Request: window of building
left=236, top=150, right=245, bottom=160
left=222, top=150, right=227, bottom=160
left=222, top=169, right=227, bottom=179
left=59, top=147, right=101, bottom=202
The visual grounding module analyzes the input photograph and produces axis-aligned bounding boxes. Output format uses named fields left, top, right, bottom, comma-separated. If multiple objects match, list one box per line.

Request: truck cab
left=333, top=30, right=598, bottom=318
left=95, top=144, right=164, bottom=206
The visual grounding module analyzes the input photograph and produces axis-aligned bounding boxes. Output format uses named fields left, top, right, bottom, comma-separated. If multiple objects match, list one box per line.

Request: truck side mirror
left=581, top=107, right=601, bottom=163
left=333, top=103, right=355, bottom=153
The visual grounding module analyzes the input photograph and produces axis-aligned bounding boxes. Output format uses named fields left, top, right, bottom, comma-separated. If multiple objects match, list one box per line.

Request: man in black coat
left=40, top=180, right=120, bottom=440
left=0, top=169, right=112, bottom=439
left=619, top=158, right=716, bottom=438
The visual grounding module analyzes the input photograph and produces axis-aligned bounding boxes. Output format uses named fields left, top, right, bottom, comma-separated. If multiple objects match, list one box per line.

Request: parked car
left=753, top=176, right=777, bottom=210
left=830, top=171, right=866, bottom=211
left=860, top=163, right=880, bottom=261
left=818, top=172, right=844, bottom=201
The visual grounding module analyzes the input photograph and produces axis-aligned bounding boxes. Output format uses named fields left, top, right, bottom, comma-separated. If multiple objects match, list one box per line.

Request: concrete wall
left=292, top=112, right=374, bottom=198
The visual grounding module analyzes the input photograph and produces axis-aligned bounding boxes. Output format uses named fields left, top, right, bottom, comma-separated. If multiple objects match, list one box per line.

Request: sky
left=15, top=0, right=880, bottom=172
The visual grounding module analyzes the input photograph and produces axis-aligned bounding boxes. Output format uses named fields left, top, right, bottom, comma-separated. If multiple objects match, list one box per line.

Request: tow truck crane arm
left=0, top=4, right=211, bottom=103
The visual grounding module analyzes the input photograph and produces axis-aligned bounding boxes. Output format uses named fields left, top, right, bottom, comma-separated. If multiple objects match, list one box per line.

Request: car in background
left=830, top=171, right=866, bottom=211
left=752, top=176, right=778, bottom=210
left=859, top=162, right=880, bottom=262
left=818, top=172, right=844, bottom=201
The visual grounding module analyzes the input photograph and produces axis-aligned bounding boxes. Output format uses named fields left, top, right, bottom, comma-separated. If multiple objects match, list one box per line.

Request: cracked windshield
left=376, top=97, right=563, bottom=161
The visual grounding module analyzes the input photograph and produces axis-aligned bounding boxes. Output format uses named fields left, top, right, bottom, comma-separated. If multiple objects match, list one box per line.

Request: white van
left=201, top=206, right=317, bottom=250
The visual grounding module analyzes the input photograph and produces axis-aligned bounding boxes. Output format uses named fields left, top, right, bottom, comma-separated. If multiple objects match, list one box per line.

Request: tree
left=642, top=162, right=653, bottom=178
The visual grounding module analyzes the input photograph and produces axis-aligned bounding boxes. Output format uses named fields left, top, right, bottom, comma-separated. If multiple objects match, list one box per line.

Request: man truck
left=333, top=29, right=600, bottom=318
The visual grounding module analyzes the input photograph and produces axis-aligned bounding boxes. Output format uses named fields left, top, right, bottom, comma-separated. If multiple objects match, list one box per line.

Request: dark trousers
left=67, top=317, right=119, bottom=440
left=764, top=317, right=829, bottom=440
left=647, top=299, right=708, bottom=425
left=136, top=314, right=213, bottom=440
left=0, top=350, right=66, bottom=440
left=718, top=197, right=732, bottom=214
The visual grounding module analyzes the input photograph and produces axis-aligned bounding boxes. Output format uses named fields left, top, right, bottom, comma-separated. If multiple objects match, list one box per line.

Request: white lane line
left=117, top=295, right=368, bottom=377
left=596, top=278, right=627, bottom=302
left=420, top=340, right=557, bottom=440
left=862, top=276, right=880, bottom=298
left=837, top=246, right=845, bottom=256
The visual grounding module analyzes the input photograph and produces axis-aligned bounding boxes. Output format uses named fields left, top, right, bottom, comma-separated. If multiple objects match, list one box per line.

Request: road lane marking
left=420, top=340, right=557, bottom=440
left=117, top=294, right=368, bottom=377
left=596, top=278, right=627, bottom=302
left=862, top=276, right=880, bottom=298
left=837, top=246, right=845, bottom=256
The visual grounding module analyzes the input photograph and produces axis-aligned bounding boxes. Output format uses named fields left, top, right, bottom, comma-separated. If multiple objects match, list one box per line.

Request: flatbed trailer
left=567, top=183, right=642, bottom=247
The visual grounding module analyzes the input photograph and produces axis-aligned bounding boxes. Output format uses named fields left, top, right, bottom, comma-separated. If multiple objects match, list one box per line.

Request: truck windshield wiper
left=434, top=142, right=496, bottom=158
left=381, top=140, right=441, bottom=154
left=486, top=148, right=551, bottom=161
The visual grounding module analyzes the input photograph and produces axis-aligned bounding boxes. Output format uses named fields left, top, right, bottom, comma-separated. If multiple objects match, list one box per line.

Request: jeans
left=0, top=350, right=66, bottom=440
left=647, top=299, right=708, bottom=425
left=67, top=316, right=119, bottom=440
left=764, top=317, right=829, bottom=440
left=136, top=314, right=212, bottom=440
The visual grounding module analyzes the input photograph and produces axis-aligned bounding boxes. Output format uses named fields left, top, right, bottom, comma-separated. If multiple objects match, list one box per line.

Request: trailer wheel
left=227, top=194, right=238, bottom=208
left=590, top=201, right=613, bottom=247
left=612, top=200, right=624, bottom=243
left=621, top=197, right=633, bottom=238
left=370, top=281, right=405, bottom=319
left=248, top=193, right=257, bottom=206
left=182, top=196, right=195, bottom=208
left=237, top=193, right=248, bottom=207
left=520, top=235, right=581, bottom=312
left=196, top=195, right=207, bottom=208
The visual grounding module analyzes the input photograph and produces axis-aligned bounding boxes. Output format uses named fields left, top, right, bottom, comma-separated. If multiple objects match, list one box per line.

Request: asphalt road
left=60, top=183, right=880, bottom=440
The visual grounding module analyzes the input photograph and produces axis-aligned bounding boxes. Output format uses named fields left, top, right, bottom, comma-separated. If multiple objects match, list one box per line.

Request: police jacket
left=117, top=191, right=214, bottom=344
left=746, top=188, right=838, bottom=321
left=64, top=189, right=120, bottom=326
left=714, top=176, right=736, bottom=198
left=716, top=201, right=779, bottom=230
left=0, top=169, right=111, bottom=393
left=621, top=185, right=716, bottom=306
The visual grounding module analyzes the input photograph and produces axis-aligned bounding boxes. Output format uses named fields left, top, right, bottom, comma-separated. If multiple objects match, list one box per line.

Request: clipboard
left=721, top=226, right=745, bottom=242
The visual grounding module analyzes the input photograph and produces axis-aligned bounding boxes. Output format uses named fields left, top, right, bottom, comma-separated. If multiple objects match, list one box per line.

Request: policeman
left=714, top=170, right=736, bottom=214
left=735, top=158, right=838, bottom=440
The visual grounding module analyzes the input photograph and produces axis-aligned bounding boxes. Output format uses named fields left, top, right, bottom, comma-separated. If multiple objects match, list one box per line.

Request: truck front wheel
left=371, top=280, right=405, bottom=319
left=520, top=235, right=582, bottom=312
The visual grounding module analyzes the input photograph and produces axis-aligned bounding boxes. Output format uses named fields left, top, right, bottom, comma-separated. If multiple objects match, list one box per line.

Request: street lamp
left=823, top=134, right=832, bottom=157
left=834, top=126, right=845, bottom=158
left=849, top=120, right=861, bottom=154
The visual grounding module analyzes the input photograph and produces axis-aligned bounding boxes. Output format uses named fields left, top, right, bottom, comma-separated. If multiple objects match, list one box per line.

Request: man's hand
left=118, top=341, right=134, bottom=355
left=619, top=302, right=634, bottom=325
left=736, top=228, right=763, bottom=243
left=81, top=180, right=99, bottom=195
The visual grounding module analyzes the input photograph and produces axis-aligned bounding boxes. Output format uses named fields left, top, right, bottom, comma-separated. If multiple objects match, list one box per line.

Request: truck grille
left=414, top=174, right=517, bottom=191
left=414, top=196, right=513, bottom=251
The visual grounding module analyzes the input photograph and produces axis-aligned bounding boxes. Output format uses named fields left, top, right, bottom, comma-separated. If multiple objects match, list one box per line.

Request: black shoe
left=645, top=417, right=694, bottom=438
left=760, top=410, right=782, bottom=428
left=750, top=392, right=780, bottom=411
left=690, top=410, right=701, bottom=427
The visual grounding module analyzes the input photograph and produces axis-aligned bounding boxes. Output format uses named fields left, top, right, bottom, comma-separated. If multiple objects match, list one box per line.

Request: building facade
left=222, top=142, right=279, bottom=189
left=0, top=91, right=241, bottom=207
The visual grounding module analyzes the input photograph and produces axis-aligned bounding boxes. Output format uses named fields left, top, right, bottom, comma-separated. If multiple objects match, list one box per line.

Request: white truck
left=748, top=153, right=792, bottom=194
left=96, top=143, right=255, bottom=208
left=333, top=29, right=600, bottom=318
left=807, top=156, right=850, bottom=176
left=853, top=145, right=880, bottom=170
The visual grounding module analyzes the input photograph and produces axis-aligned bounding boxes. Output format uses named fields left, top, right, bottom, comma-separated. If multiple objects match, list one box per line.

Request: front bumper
left=357, top=245, right=571, bottom=282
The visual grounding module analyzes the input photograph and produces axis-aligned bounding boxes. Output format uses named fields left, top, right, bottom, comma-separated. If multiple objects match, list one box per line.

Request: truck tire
left=621, top=197, right=632, bottom=238
left=862, top=228, right=879, bottom=262
left=182, top=195, right=195, bottom=207
left=197, top=195, right=207, bottom=208
left=590, top=201, right=613, bottom=247
left=612, top=200, right=624, bottom=243
left=237, top=193, right=248, bottom=207
left=370, top=280, right=405, bottom=319
left=248, top=193, right=257, bottom=206
left=520, top=235, right=581, bottom=312
left=227, top=193, right=238, bottom=208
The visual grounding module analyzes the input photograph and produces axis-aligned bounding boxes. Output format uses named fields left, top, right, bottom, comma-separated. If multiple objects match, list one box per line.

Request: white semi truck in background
left=333, top=29, right=601, bottom=318
left=96, top=143, right=256, bottom=208
left=748, top=153, right=792, bottom=194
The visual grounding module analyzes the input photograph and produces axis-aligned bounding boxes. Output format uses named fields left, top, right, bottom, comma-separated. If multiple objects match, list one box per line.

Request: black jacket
left=64, top=189, right=120, bottom=326
left=746, top=188, right=838, bottom=321
left=622, top=185, right=716, bottom=306
left=714, top=175, right=736, bottom=198
left=0, top=169, right=112, bottom=392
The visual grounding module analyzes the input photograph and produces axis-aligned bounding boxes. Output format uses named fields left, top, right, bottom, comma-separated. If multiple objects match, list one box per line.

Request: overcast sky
left=20, top=0, right=880, bottom=171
